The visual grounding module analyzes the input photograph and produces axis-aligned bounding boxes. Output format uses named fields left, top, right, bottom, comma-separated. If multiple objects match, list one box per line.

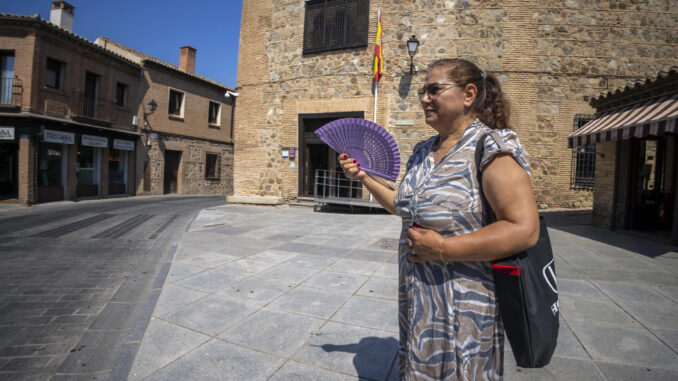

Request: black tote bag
left=475, top=132, right=559, bottom=368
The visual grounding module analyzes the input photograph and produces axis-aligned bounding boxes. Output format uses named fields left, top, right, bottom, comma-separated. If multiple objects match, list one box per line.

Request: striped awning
left=568, top=93, right=678, bottom=148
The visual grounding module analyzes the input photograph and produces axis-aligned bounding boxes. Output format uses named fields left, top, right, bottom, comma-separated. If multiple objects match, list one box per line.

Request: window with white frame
left=208, top=101, right=221, bottom=126
left=168, top=89, right=184, bottom=117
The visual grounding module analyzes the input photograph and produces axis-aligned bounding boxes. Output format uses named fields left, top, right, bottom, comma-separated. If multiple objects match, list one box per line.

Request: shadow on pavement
left=320, top=336, right=399, bottom=380
left=542, top=209, right=676, bottom=258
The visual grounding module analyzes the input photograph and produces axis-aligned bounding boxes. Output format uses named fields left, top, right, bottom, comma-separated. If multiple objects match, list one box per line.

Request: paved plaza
left=123, top=204, right=678, bottom=380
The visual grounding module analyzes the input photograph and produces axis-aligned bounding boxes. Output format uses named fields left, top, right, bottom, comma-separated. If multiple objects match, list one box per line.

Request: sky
left=1, top=0, right=243, bottom=88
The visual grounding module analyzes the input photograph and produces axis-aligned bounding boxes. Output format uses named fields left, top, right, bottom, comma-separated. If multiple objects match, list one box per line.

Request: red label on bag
left=492, top=264, right=521, bottom=276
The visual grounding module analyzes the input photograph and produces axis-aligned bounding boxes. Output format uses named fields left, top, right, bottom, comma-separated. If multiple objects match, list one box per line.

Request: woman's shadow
left=319, top=336, right=399, bottom=380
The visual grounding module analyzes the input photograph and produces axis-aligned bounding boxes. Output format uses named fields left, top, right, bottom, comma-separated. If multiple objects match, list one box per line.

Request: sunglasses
left=417, top=82, right=460, bottom=98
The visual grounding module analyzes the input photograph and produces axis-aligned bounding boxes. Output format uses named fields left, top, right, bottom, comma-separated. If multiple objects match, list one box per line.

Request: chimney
left=50, top=1, right=75, bottom=31
left=179, top=46, right=196, bottom=74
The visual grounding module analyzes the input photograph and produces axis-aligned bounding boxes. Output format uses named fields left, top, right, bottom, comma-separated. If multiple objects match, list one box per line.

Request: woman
left=339, top=58, right=539, bottom=380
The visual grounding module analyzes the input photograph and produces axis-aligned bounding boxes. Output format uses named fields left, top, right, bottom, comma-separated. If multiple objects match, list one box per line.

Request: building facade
left=0, top=6, right=142, bottom=205
left=0, top=1, right=236, bottom=205
left=569, top=67, right=677, bottom=244
left=96, top=39, right=236, bottom=197
left=232, top=0, right=678, bottom=208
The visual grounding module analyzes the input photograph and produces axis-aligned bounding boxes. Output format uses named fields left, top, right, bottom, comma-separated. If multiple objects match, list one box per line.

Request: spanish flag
left=373, top=10, right=383, bottom=84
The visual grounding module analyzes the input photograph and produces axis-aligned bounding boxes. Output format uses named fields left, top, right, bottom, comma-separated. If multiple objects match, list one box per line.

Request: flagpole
left=373, top=8, right=380, bottom=123
left=373, top=82, right=378, bottom=123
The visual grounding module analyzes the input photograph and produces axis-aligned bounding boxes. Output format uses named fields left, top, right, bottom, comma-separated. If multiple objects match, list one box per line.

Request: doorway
left=76, top=145, right=101, bottom=197
left=83, top=71, right=99, bottom=118
left=164, top=150, right=182, bottom=194
left=298, top=112, right=364, bottom=197
left=0, top=142, right=18, bottom=200
left=38, top=142, right=67, bottom=202
left=108, top=149, right=127, bottom=194
left=628, top=136, right=675, bottom=231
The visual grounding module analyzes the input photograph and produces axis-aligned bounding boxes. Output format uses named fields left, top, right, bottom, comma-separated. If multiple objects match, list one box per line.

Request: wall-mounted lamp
left=407, top=35, right=420, bottom=74
left=144, top=99, right=158, bottom=118
left=143, top=99, right=158, bottom=147
left=225, top=90, right=239, bottom=98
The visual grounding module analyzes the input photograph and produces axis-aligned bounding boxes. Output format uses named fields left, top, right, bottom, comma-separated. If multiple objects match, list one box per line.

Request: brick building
left=569, top=66, right=677, bottom=244
left=0, top=4, right=142, bottom=205
left=95, top=39, right=236, bottom=197
left=0, top=1, right=235, bottom=205
left=231, top=0, right=678, bottom=208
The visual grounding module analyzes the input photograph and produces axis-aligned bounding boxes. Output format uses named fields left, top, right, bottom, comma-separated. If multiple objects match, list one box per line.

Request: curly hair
left=428, top=58, right=511, bottom=130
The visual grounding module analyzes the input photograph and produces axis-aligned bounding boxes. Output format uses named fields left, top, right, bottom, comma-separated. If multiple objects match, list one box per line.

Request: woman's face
left=420, top=66, right=472, bottom=130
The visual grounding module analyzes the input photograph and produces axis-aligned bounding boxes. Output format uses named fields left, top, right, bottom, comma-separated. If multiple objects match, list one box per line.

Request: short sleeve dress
left=393, top=119, right=530, bottom=380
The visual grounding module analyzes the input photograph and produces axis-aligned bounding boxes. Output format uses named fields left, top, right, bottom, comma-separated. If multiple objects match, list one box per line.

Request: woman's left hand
left=406, top=226, right=444, bottom=263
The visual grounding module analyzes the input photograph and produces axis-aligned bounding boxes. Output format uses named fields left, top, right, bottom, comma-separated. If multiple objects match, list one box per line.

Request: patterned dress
left=393, top=119, right=530, bottom=380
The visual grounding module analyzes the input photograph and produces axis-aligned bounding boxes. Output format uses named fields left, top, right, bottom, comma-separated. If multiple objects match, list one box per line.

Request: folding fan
left=315, top=118, right=400, bottom=181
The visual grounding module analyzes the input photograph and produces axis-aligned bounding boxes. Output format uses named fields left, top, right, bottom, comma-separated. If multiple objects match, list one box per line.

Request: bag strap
left=475, top=131, right=504, bottom=226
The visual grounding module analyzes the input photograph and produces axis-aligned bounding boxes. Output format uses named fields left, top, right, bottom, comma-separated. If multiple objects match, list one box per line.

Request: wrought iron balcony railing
left=0, top=77, right=22, bottom=108
left=71, top=91, right=113, bottom=122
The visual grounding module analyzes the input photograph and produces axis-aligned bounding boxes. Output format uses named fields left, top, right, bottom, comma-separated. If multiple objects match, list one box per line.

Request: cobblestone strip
left=33, top=214, right=116, bottom=237
left=92, top=215, right=154, bottom=239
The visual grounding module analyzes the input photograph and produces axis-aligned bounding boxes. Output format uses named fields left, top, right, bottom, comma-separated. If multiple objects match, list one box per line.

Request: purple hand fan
left=315, top=118, right=400, bottom=181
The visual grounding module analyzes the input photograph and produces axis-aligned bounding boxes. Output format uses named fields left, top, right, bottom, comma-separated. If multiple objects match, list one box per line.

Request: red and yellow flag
left=373, top=11, right=383, bottom=84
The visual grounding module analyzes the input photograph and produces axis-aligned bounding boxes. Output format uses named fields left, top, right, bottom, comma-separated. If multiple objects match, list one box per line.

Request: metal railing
left=0, top=77, right=22, bottom=107
left=313, top=168, right=382, bottom=207
left=71, top=91, right=113, bottom=122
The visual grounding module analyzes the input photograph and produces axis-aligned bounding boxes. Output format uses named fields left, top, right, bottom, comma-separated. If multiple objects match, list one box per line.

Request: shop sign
left=44, top=129, right=74, bottom=144
left=0, top=126, right=14, bottom=140
left=113, top=139, right=135, bottom=151
left=82, top=134, right=108, bottom=148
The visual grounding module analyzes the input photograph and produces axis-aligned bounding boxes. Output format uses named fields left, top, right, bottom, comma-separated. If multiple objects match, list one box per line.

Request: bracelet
left=438, top=236, right=448, bottom=264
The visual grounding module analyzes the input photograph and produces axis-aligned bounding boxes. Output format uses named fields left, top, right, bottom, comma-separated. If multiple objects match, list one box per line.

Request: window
left=208, top=101, right=221, bottom=125
left=570, top=114, right=596, bottom=190
left=115, top=82, right=128, bottom=107
left=303, top=0, right=370, bottom=54
left=168, top=89, right=184, bottom=117
left=205, top=153, right=220, bottom=180
left=46, top=58, right=65, bottom=89
left=0, top=52, right=14, bottom=104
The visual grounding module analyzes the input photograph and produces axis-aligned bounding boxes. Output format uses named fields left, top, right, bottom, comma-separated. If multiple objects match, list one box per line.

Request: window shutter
left=303, top=0, right=369, bottom=54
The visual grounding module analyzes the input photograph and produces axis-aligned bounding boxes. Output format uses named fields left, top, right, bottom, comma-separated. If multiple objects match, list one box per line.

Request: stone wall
left=234, top=0, right=678, bottom=207
left=142, top=135, right=234, bottom=196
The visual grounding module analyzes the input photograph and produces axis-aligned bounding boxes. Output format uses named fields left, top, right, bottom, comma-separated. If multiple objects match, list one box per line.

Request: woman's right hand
left=337, top=154, right=365, bottom=181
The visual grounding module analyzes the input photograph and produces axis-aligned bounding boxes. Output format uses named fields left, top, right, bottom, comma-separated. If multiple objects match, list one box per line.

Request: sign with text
left=44, top=129, right=74, bottom=144
left=0, top=127, right=14, bottom=140
left=113, top=139, right=135, bottom=151
left=82, top=134, right=108, bottom=148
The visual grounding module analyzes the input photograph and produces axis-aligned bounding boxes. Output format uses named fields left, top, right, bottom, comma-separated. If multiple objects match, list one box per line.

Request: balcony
left=70, top=91, right=113, bottom=124
left=0, top=77, right=22, bottom=109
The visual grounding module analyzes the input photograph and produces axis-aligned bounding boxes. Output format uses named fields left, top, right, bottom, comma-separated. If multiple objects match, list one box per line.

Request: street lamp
left=407, top=35, right=420, bottom=74
left=143, top=99, right=158, bottom=147
left=146, top=99, right=157, bottom=115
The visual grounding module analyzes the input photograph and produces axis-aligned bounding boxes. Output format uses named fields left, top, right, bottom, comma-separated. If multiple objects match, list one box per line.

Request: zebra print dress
left=393, top=119, right=530, bottom=380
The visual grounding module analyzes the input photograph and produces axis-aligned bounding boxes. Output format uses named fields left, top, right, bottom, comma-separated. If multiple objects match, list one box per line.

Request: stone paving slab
left=127, top=205, right=678, bottom=380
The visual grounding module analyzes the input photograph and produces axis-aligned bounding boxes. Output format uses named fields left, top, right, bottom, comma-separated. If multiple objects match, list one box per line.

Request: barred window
left=570, top=114, right=596, bottom=190
left=303, top=0, right=370, bottom=54
left=205, top=153, right=220, bottom=180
